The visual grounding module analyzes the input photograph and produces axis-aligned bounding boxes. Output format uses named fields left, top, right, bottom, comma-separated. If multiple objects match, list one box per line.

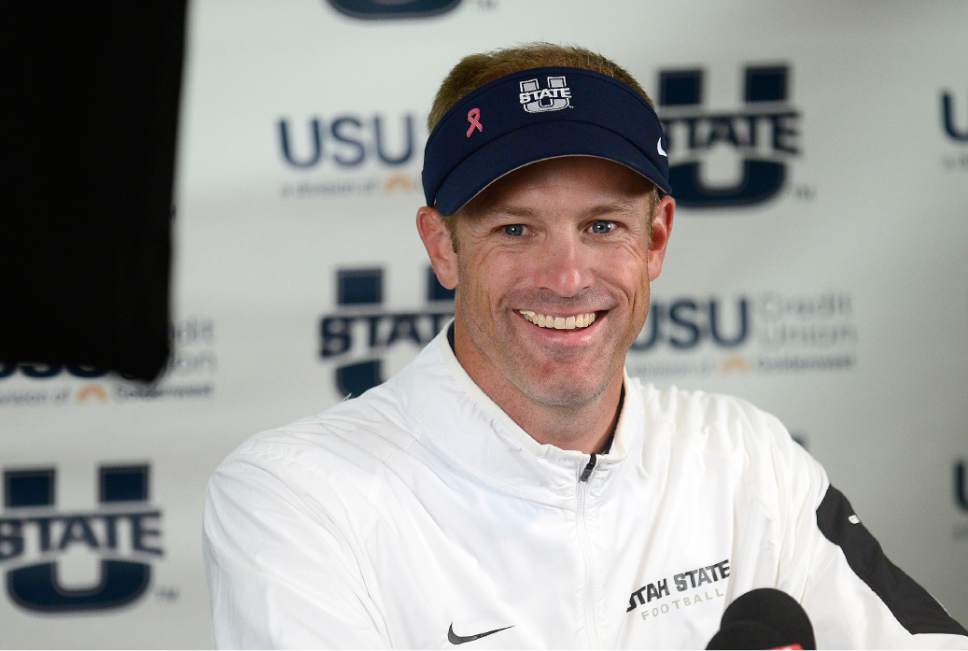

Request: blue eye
left=590, top=220, right=615, bottom=234
left=503, top=224, right=525, bottom=237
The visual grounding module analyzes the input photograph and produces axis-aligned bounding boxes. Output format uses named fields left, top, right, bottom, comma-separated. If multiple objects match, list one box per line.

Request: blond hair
left=428, top=42, right=655, bottom=132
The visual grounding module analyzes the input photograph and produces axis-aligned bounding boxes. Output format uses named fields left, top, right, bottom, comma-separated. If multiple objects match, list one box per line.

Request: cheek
left=472, top=249, right=522, bottom=291
left=602, top=268, right=650, bottom=343
left=599, top=244, right=650, bottom=294
left=457, top=249, right=519, bottom=311
left=615, top=273, right=650, bottom=314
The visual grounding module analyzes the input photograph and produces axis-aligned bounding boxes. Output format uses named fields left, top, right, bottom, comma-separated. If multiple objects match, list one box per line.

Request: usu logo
left=632, top=297, right=750, bottom=351
left=327, top=0, right=461, bottom=20
left=319, top=267, right=453, bottom=397
left=657, top=64, right=801, bottom=209
left=0, top=363, right=109, bottom=381
left=518, top=76, right=572, bottom=113
left=0, top=318, right=217, bottom=406
left=956, top=460, right=967, bottom=513
left=0, top=464, right=163, bottom=613
left=625, top=292, right=857, bottom=380
left=941, top=90, right=968, bottom=141
left=278, top=113, right=422, bottom=169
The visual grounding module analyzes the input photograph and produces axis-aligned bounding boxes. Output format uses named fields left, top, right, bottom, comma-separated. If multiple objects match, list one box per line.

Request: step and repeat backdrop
left=2, top=0, right=967, bottom=647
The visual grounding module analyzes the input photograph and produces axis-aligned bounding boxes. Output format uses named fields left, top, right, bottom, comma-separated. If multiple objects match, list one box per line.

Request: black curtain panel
left=0, top=2, right=187, bottom=381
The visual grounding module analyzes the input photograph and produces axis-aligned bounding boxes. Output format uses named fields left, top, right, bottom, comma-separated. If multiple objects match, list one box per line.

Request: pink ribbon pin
left=466, top=107, right=483, bottom=138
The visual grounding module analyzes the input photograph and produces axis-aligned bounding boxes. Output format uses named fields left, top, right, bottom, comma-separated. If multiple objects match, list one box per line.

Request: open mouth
left=517, top=309, right=607, bottom=331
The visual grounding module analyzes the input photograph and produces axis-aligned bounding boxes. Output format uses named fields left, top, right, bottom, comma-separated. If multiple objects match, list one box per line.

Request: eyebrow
left=480, top=200, right=639, bottom=220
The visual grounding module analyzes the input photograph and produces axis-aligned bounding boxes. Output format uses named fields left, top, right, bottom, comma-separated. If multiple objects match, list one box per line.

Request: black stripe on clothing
left=816, top=484, right=967, bottom=636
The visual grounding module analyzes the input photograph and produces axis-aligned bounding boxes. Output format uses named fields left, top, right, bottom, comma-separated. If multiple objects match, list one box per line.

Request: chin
left=519, top=376, right=610, bottom=410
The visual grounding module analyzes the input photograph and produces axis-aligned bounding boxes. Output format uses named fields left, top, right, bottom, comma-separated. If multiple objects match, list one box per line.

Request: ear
left=416, top=206, right=459, bottom=289
left=646, top=195, right=675, bottom=282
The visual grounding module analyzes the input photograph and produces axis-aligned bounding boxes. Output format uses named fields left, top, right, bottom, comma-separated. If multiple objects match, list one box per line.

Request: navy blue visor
left=422, top=66, right=671, bottom=215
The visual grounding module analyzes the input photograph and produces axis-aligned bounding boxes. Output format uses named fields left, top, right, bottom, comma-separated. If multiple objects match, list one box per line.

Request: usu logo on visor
left=518, top=76, right=573, bottom=113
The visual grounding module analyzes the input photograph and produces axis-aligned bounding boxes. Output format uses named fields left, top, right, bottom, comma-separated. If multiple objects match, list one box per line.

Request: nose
left=533, top=229, right=592, bottom=298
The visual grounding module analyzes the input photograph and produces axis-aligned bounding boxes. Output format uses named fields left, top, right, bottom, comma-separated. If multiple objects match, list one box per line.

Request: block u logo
left=2, top=466, right=156, bottom=613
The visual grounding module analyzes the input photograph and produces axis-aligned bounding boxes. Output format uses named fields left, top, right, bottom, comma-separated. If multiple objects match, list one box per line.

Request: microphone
left=706, top=588, right=816, bottom=649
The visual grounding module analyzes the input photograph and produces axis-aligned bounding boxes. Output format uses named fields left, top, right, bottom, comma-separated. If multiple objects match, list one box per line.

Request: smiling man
left=203, top=44, right=967, bottom=649
left=418, top=155, right=671, bottom=456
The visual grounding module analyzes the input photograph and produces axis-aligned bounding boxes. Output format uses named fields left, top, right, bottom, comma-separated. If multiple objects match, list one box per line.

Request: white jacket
left=204, top=326, right=967, bottom=648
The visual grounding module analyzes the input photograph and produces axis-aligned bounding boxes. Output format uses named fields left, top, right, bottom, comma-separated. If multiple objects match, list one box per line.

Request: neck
left=451, top=323, right=624, bottom=455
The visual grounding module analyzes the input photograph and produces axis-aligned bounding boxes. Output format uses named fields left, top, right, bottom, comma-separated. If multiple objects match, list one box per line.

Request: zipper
left=579, top=454, right=597, bottom=482
left=576, top=453, right=599, bottom=646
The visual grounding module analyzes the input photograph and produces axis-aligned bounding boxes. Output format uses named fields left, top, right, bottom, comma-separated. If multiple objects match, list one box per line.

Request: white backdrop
left=2, top=1, right=966, bottom=647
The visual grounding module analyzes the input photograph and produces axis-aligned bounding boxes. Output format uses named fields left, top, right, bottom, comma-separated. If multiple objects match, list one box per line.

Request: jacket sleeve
left=767, top=417, right=968, bottom=649
left=202, top=451, right=389, bottom=649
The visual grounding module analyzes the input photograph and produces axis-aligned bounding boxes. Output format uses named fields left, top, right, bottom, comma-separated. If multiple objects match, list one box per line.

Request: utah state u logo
left=0, top=464, right=162, bottom=613
left=519, top=76, right=573, bottom=113
left=658, top=64, right=801, bottom=209
left=319, top=266, right=454, bottom=397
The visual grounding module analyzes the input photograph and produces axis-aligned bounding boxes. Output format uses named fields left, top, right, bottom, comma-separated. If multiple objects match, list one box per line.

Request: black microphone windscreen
left=710, top=588, right=816, bottom=650
left=706, top=621, right=788, bottom=649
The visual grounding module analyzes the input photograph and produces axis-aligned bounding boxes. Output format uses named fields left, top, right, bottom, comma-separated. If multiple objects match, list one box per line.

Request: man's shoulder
left=201, top=385, right=427, bottom=588
left=212, top=382, right=417, bottom=496
left=637, top=382, right=798, bottom=455
left=637, top=382, right=826, bottom=507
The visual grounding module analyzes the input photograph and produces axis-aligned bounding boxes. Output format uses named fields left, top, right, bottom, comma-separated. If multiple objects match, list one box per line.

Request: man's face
left=420, top=156, right=674, bottom=410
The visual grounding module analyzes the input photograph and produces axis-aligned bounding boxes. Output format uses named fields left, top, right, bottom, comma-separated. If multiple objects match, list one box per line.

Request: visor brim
left=434, top=121, right=671, bottom=215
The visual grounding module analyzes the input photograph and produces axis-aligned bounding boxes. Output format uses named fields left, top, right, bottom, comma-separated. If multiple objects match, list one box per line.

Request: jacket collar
left=388, top=322, right=647, bottom=505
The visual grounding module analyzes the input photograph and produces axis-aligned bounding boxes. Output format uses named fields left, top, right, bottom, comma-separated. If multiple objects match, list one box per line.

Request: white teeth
left=518, top=310, right=598, bottom=330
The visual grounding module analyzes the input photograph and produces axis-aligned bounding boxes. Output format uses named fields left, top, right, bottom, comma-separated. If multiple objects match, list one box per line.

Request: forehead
left=461, top=156, right=653, bottom=217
